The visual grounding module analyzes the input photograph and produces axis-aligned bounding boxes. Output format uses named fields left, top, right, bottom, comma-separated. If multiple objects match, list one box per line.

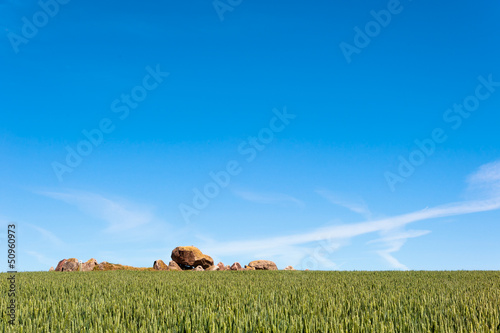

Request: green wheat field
left=2, top=271, right=500, bottom=332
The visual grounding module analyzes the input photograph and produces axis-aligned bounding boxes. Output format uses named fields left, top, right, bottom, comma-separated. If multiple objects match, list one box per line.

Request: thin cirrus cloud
left=206, top=160, right=500, bottom=269
left=316, top=189, right=372, bottom=219
left=232, top=190, right=305, bottom=208
left=26, top=223, right=65, bottom=247
left=37, top=190, right=155, bottom=233
left=368, top=229, right=432, bottom=270
left=467, top=159, right=500, bottom=196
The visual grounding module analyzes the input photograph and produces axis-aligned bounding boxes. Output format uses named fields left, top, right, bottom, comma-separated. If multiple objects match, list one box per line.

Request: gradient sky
left=1, top=0, right=500, bottom=271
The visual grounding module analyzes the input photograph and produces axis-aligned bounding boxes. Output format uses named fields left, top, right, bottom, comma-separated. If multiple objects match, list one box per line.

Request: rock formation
left=52, top=248, right=297, bottom=272
left=153, top=259, right=169, bottom=271
left=81, top=258, right=98, bottom=272
left=247, top=260, right=278, bottom=270
left=168, top=260, right=182, bottom=271
left=230, top=262, right=243, bottom=271
left=49, top=267, right=54, bottom=271
left=55, top=259, right=67, bottom=272
left=171, top=246, right=214, bottom=270
left=60, top=258, right=79, bottom=272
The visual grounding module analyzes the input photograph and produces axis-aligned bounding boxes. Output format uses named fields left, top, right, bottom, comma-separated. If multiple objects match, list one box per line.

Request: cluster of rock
left=53, top=258, right=99, bottom=272
left=52, top=258, right=153, bottom=272
left=153, top=246, right=287, bottom=272
left=52, top=246, right=296, bottom=272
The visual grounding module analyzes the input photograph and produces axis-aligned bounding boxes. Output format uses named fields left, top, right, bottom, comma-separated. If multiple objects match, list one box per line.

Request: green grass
left=1, top=271, right=500, bottom=332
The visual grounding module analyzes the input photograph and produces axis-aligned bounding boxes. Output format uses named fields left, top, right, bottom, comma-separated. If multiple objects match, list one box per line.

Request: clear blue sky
left=1, top=0, right=500, bottom=271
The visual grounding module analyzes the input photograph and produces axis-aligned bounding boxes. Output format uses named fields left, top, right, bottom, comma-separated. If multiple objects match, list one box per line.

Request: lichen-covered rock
left=230, top=262, right=243, bottom=271
left=61, top=258, right=79, bottom=272
left=171, top=246, right=214, bottom=269
left=244, top=265, right=255, bottom=271
left=247, top=260, right=278, bottom=270
left=168, top=260, right=182, bottom=271
left=55, top=259, right=67, bottom=272
left=82, top=258, right=98, bottom=272
left=153, top=259, right=169, bottom=271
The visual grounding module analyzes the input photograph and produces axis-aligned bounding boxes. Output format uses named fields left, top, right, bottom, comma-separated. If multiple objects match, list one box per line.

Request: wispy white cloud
left=37, top=190, right=155, bottom=233
left=368, top=229, right=431, bottom=245
left=369, top=229, right=431, bottom=270
left=467, top=159, right=500, bottom=197
left=316, top=189, right=372, bottom=219
left=206, top=197, right=500, bottom=256
left=26, top=223, right=65, bottom=247
left=25, top=250, right=57, bottom=268
left=205, top=161, right=500, bottom=269
left=232, top=190, right=305, bottom=208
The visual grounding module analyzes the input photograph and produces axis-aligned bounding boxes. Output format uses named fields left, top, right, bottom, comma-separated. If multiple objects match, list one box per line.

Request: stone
left=244, top=266, right=255, bottom=271
left=98, top=261, right=112, bottom=271
left=284, top=266, right=295, bottom=271
left=247, top=260, right=278, bottom=271
left=206, top=265, right=218, bottom=271
left=171, top=246, right=214, bottom=269
left=55, top=259, right=67, bottom=272
left=194, top=265, right=204, bottom=271
left=168, top=260, right=182, bottom=271
left=153, top=259, right=169, bottom=271
left=230, top=262, right=243, bottom=271
left=61, top=258, right=79, bottom=272
left=217, top=262, right=226, bottom=271
left=225, top=265, right=231, bottom=271
left=49, top=267, right=54, bottom=272
left=81, top=258, right=98, bottom=272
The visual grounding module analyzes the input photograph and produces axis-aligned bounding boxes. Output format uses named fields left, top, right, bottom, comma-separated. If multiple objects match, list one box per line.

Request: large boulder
left=168, top=260, right=182, bottom=271
left=55, top=259, right=67, bottom=272
left=171, top=246, right=214, bottom=269
left=153, top=259, right=169, bottom=271
left=216, top=262, right=226, bottom=271
left=49, top=267, right=54, bottom=272
left=194, top=265, right=204, bottom=271
left=230, top=262, right=243, bottom=271
left=81, top=258, right=98, bottom=272
left=61, top=258, right=79, bottom=272
left=247, top=260, right=278, bottom=271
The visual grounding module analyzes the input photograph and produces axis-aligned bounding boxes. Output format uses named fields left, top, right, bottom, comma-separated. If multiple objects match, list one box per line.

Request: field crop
left=1, top=271, right=499, bottom=332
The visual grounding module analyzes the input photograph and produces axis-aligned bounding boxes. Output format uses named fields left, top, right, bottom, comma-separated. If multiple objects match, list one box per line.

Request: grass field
left=2, top=271, right=499, bottom=332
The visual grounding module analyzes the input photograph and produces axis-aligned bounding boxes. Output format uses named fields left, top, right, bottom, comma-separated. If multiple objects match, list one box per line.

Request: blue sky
left=1, top=0, right=500, bottom=271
